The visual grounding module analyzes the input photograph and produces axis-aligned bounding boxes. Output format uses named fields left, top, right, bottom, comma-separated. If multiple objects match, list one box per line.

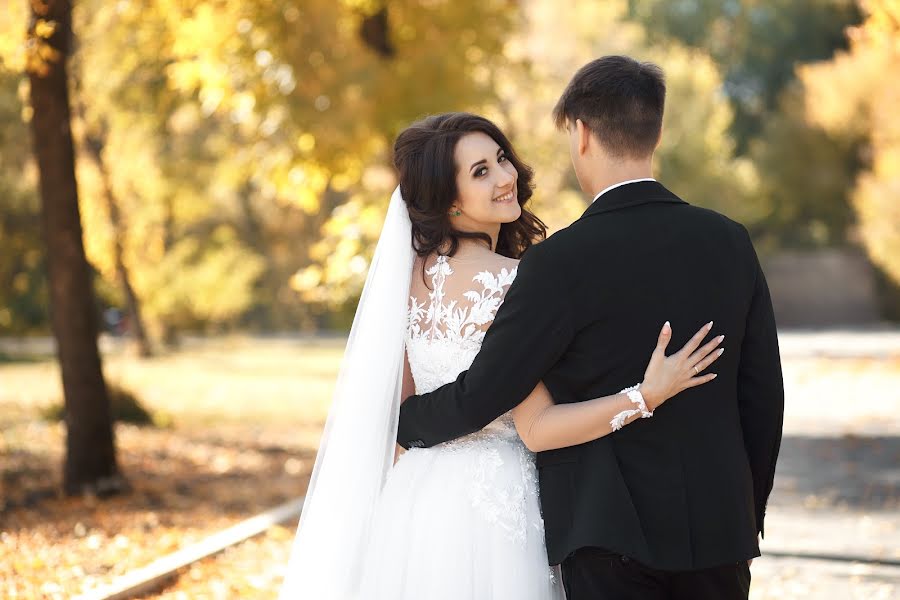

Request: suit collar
left=591, top=178, right=657, bottom=203
left=579, top=180, right=687, bottom=219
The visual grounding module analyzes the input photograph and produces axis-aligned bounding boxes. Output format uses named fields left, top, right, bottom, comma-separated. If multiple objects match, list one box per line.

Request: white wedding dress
left=357, top=254, right=565, bottom=599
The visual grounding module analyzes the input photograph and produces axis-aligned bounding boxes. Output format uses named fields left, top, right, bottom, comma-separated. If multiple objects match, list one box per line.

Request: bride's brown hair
left=392, top=112, right=546, bottom=260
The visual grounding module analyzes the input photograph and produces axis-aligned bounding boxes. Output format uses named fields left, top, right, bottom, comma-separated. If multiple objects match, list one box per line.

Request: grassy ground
left=1, top=335, right=898, bottom=599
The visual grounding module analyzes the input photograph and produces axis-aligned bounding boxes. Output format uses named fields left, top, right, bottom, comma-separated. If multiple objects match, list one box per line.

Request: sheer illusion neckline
left=407, top=253, right=518, bottom=347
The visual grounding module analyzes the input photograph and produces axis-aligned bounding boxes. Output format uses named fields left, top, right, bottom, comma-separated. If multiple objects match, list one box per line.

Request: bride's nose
left=496, top=167, right=515, bottom=188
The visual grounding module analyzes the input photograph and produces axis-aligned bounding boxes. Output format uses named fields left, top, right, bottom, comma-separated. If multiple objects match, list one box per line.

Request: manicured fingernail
left=711, top=373, right=718, bottom=379
left=718, top=348, right=724, bottom=356
left=717, top=335, right=725, bottom=342
left=707, top=321, right=714, bottom=329
left=663, top=321, right=671, bottom=332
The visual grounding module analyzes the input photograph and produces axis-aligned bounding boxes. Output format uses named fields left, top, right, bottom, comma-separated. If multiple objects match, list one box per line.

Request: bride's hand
left=639, top=321, right=724, bottom=411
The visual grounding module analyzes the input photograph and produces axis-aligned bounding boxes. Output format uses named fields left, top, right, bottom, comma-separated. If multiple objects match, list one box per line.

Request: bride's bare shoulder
left=461, top=252, right=518, bottom=278
left=499, top=256, right=520, bottom=272
left=490, top=254, right=519, bottom=272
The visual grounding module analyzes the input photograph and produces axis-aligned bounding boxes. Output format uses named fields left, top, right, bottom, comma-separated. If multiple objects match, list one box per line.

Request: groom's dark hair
left=553, top=56, right=665, bottom=159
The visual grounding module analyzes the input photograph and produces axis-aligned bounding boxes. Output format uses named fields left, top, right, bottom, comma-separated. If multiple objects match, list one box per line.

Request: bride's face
left=451, top=132, right=521, bottom=239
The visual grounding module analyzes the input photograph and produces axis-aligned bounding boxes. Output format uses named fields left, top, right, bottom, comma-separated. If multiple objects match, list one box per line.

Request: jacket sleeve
left=737, top=237, right=785, bottom=538
left=397, top=242, right=575, bottom=449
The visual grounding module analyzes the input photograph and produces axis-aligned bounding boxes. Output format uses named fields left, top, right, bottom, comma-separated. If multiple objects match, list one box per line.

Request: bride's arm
left=512, top=322, right=723, bottom=452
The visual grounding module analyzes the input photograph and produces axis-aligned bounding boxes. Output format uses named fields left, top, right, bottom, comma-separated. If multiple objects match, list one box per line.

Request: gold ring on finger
left=693, top=365, right=699, bottom=375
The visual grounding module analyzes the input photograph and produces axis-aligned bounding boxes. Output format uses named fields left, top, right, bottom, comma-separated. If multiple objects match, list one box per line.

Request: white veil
left=278, top=186, right=414, bottom=599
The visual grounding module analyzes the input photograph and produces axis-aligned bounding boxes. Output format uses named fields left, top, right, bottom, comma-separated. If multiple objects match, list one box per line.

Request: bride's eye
left=498, top=153, right=507, bottom=163
left=475, top=166, right=488, bottom=177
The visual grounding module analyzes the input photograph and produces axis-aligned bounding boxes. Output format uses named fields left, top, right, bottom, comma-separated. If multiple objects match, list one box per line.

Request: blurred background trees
left=800, top=0, right=900, bottom=298
left=0, top=0, right=896, bottom=342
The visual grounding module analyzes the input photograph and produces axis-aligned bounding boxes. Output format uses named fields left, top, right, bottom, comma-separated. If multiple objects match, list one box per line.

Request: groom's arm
left=397, top=242, right=575, bottom=449
left=737, top=238, right=785, bottom=539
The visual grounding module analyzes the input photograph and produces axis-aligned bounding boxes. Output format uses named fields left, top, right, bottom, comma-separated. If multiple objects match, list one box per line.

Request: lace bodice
left=403, top=254, right=548, bottom=549
left=406, top=254, right=520, bottom=438
left=407, top=255, right=515, bottom=385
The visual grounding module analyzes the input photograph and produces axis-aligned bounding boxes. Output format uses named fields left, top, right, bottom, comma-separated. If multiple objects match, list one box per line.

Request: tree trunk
left=74, top=96, right=153, bottom=357
left=27, top=0, right=123, bottom=496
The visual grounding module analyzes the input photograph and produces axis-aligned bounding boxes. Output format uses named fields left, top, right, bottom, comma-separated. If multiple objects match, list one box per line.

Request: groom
left=396, top=56, right=784, bottom=599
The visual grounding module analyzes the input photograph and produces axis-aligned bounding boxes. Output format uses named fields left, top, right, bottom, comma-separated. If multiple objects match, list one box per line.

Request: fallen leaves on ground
left=1, top=420, right=315, bottom=599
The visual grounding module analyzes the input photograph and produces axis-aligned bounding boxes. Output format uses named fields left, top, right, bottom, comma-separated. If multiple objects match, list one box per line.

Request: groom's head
left=553, top=56, right=665, bottom=194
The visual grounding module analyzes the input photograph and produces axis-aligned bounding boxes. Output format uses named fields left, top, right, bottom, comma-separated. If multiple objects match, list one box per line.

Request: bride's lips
left=492, top=189, right=516, bottom=204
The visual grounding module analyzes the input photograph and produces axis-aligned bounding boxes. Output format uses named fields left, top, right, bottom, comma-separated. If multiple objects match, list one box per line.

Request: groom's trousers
left=561, top=547, right=751, bottom=600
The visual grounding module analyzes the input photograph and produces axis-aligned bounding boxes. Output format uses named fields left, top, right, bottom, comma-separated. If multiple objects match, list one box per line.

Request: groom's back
left=535, top=180, right=783, bottom=571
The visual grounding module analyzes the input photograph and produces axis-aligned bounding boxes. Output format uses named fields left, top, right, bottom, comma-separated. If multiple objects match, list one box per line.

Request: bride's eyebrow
left=469, top=148, right=503, bottom=173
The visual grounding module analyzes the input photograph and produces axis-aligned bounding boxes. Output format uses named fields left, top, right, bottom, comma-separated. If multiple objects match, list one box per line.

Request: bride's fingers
left=688, top=334, right=725, bottom=366
left=691, top=346, right=724, bottom=376
left=683, top=372, right=718, bottom=388
left=676, top=321, right=714, bottom=358
left=654, top=321, right=672, bottom=355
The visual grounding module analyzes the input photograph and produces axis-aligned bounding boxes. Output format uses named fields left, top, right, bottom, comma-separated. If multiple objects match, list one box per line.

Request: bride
left=278, top=113, right=723, bottom=599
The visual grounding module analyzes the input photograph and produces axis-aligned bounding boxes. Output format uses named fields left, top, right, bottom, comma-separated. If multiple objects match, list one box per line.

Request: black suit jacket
left=397, top=181, right=784, bottom=571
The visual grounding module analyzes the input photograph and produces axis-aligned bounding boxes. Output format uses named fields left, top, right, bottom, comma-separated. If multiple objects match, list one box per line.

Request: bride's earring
left=450, top=208, right=461, bottom=217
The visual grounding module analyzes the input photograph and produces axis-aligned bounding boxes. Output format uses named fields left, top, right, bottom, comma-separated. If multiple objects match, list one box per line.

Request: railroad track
left=73, top=497, right=305, bottom=600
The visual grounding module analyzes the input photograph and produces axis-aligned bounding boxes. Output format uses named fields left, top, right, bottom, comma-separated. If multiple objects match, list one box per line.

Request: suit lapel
left=579, top=181, right=688, bottom=220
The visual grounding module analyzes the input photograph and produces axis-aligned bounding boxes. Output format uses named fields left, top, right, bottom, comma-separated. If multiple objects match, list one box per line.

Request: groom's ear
left=575, top=118, right=591, bottom=157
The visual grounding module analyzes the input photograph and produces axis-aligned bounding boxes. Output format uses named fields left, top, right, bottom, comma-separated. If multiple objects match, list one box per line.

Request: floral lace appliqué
left=407, top=255, right=517, bottom=347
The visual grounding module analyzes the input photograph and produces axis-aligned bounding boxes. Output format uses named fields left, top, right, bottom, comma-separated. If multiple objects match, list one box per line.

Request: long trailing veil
left=278, top=185, right=414, bottom=599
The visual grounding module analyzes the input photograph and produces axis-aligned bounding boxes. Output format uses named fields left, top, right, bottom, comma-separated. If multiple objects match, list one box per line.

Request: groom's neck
left=586, top=158, right=654, bottom=199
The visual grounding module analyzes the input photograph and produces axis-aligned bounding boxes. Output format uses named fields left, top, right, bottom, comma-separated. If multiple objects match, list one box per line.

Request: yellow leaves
left=855, top=0, right=900, bottom=43
left=798, top=0, right=900, bottom=282
left=854, top=174, right=900, bottom=283
left=11, top=12, right=61, bottom=76
left=296, top=133, right=316, bottom=153
left=341, top=0, right=383, bottom=15
left=295, top=188, right=319, bottom=214
left=298, top=234, right=366, bottom=306
left=465, top=46, right=484, bottom=63
left=231, top=90, right=258, bottom=124
left=289, top=265, right=323, bottom=299
left=799, top=53, right=878, bottom=136
left=24, top=35, right=61, bottom=77
left=33, top=18, right=57, bottom=39
left=282, top=163, right=329, bottom=213
left=34, top=38, right=59, bottom=60
left=330, top=173, right=355, bottom=192
left=170, top=4, right=221, bottom=59
left=801, top=0, right=899, bottom=136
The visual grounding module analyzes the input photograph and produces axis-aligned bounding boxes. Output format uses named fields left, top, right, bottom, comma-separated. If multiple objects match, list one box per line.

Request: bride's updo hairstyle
left=392, top=112, right=546, bottom=260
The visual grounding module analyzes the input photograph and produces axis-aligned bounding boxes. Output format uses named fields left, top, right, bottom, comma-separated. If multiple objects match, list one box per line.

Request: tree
left=471, top=1, right=760, bottom=228
left=72, top=83, right=153, bottom=356
left=800, top=0, right=900, bottom=285
left=69, top=0, right=518, bottom=327
left=628, top=0, right=868, bottom=251
left=25, top=0, right=122, bottom=495
left=3, top=0, right=778, bottom=327
left=627, top=0, right=862, bottom=151
left=748, top=85, right=861, bottom=249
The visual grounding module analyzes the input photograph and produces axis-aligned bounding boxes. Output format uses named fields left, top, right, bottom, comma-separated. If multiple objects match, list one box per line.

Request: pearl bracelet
left=609, top=383, right=654, bottom=431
